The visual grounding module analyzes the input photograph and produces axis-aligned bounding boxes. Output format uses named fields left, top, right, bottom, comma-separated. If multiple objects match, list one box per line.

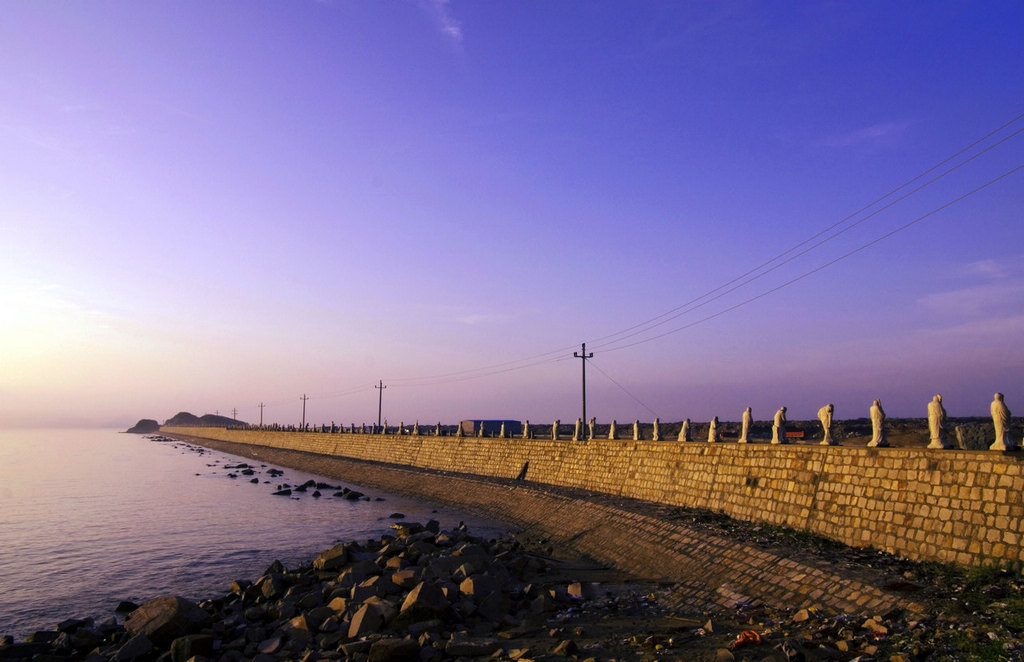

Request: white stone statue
left=499, top=422, right=507, bottom=438
left=523, top=420, right=530, bottom=439
left=552, top=420, right=560, bottom=441
left=739, top=407, right=752, bottom=443
left=435, top=422, right=442, bottom=436
left=413, top=422, right=420, bottom=436
left=573, top=418, right=582, bottom=441
left=455, top=423, right=464, bottom=438
left=588, top=417, right=596, bottom=440
left=928, top=394, right=951, bottom=449
left=708, top=416, right=720, bottom=443
left=678, top=418, right=691, bottom=442
left=771, top=407, right=787, bottom=444
left=652, top=418, right=661, bottom=441
left=990, top=393, right=1015, bottom=451
left=477, top=423, right=484, bottom=438
left=608, top=420, right=617, bottom=440
left=818, top=404, right=837, bottom=445
left=633, top=420, right=641, bottom=441
left=868, top=400, right=889, bottom=447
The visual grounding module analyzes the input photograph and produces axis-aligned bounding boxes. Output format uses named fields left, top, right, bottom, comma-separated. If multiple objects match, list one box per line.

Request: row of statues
left=531, top=393, right=1017, bottom=450
left=264, top=394, right=1017, bottom=451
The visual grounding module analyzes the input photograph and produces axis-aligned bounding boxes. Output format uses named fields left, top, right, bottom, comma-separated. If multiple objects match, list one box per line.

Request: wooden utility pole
left=258, top=402, right=265, bottom=427
left=573, top=343, right=594, bottom=437
left=375, top=380, right=387, bottom=428
left=300, top=394, right=309, bottom=429
left=231, top=408, right=238, bottom=421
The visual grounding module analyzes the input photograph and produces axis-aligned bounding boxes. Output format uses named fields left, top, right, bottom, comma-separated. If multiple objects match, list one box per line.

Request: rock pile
left=0, top=522, right=613, bottom=662
left=4, top=520, right=1023, bottom=661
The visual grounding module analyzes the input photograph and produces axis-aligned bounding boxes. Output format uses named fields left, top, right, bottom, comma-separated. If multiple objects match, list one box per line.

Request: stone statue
left=771, top=407, right=787, bottom=444
left=928, top=394, right=951, bottom=449
left=678, top=418, right=691, bottom=442
left=455, top=423, right=464, bottom=438
left=435, top=422, right=442, bottom=436
left=739, top=407, right=752, bottom=443
left=990, top=393, right=1015, bottom=451
left=552, top=420, right=560, bottom=441
left=499, top=422, right=507, bottom=438
left=588, top=417, right=596, bottom=441
left=608, top=420, right=617, bottom=440
left=413, top=422, right=420, bottom=436
left=652, top=418, right=661, bottom=441
left=708, top=416, right=720, bottom=443
left=522, top=420, right=530, bottom=439
left=868, top=399, right=888, bottom=447
left=477, top=423, right=484, bottom=438
left=573, top=418, right=582, bottom=441
left=633, top=420, right=641, bottom=441
left=818, top=404, right=837, bottom=445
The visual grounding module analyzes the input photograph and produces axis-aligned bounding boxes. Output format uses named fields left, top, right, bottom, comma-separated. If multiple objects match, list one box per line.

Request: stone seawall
left=164, top=427, right=1024, bottom=570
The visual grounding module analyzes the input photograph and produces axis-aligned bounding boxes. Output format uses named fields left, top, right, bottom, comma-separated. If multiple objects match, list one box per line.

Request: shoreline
left=4, top=433, right=1022, bottom=661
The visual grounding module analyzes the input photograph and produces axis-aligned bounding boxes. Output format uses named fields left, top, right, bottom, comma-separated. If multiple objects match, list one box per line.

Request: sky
left=1, top=1, right=1022, bottom=429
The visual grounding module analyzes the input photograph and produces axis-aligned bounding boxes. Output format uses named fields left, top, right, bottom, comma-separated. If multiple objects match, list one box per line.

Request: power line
left=587, top=359, right=658, bottom=418
left=586, top=122, right=1024, bottom=352
left=598, top=162, right=1024, bottom=353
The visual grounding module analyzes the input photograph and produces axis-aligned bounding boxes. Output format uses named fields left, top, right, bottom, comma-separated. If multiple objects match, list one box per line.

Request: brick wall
left=164, top=427, right=1024, bottom=569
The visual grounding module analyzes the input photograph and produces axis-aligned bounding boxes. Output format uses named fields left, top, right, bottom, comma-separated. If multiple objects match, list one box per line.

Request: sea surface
left=0, top=428, right=507, bottom=640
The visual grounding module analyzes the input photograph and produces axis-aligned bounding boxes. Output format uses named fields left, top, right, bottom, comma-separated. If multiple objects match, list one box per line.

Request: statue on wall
left=771, top=407, right=787, bottom=444
left=523, top=420, right=530, bottom=439
left=552, top=420, right=560, bottom=441
left=928, top=394, right=951, bottom=449
left=708, top=416, right=720, bottom=443
left=868, top=399, right=888, bottom=447
left=678, top=418, right=691, bottom=442
left=653, top=418, right=661, bottom=441
left=573, top=418, right=582, bottom=441
left=739, top=407, right=753, bottom=443
left=818, top=404, right=837, bottom=445
left=499, top=422, right=507, bottom=439
left=633, top=420, right=641, bottom=441
left=990, top=393, right=1015, bottom=451
left=608, top=420, right=617, bottom=440
left=435, top=422, right=442, bottom=437
left=589, top=417, right=596, bottom=441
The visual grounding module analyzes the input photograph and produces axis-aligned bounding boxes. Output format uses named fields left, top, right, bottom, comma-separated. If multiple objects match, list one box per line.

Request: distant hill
left=125, top=419, right=160, bottom=434
left=163, top=411, right=247, bottom=427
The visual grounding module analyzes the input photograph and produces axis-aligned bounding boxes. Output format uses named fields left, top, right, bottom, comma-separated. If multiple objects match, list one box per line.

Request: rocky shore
left=3, top=516, right=1023, bottom=662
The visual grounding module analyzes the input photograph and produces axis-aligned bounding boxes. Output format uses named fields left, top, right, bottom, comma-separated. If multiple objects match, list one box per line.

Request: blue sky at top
left=1, top=0, right=1021, bottom=427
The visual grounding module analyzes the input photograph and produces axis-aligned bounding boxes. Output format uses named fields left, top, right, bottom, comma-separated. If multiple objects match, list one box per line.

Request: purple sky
left=1, top=1, right=1022, bottom=429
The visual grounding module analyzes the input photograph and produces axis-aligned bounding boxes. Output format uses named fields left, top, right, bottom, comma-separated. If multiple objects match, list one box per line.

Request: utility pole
left=573, top=343, right=594, bottom=436
left=258, top=402, right=265, bottom=427
left=375, top=380, right=387, bottom=428
left=231, top=408, right=238, bottom=421
left=300, top=394, right=309, bottom=429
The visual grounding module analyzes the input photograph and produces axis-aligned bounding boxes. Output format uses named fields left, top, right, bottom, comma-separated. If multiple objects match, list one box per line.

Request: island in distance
left=124, top=412, right=246, bottom=434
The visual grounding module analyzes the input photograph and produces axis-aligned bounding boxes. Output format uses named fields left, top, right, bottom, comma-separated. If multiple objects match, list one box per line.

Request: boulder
left=313, top=544, right=349, bottom=572
left=396, top=582, right=450, bottom=625
left=124, top=596, right=212, bottom=646
left=170, top=634, right=214, bottom=662
left=368, top=637, right=420, bottom=662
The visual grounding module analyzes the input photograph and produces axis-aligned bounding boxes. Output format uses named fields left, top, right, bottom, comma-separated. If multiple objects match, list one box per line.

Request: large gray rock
left=124, top=596, right=212, bottom=646
left=368, top=637, right=420, bottom=662
left=313, top=544, right=349, bottom=572
left=396, top=582, right=449, bottom=625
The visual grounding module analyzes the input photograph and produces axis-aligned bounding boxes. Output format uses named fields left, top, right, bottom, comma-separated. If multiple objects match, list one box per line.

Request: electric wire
left=599, top=162, right=1024, bottom=353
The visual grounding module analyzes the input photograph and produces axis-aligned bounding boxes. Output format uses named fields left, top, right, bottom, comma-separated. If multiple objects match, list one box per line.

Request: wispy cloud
left=918, top=257, right=1024, bottom=317
left=819, top=121, right=910, bottom=149
left=421, top=0, right=463, bottom=45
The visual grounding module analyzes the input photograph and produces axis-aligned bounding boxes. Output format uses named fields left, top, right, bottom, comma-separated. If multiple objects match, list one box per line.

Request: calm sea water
left=0, top=429, right=506, bottom=640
